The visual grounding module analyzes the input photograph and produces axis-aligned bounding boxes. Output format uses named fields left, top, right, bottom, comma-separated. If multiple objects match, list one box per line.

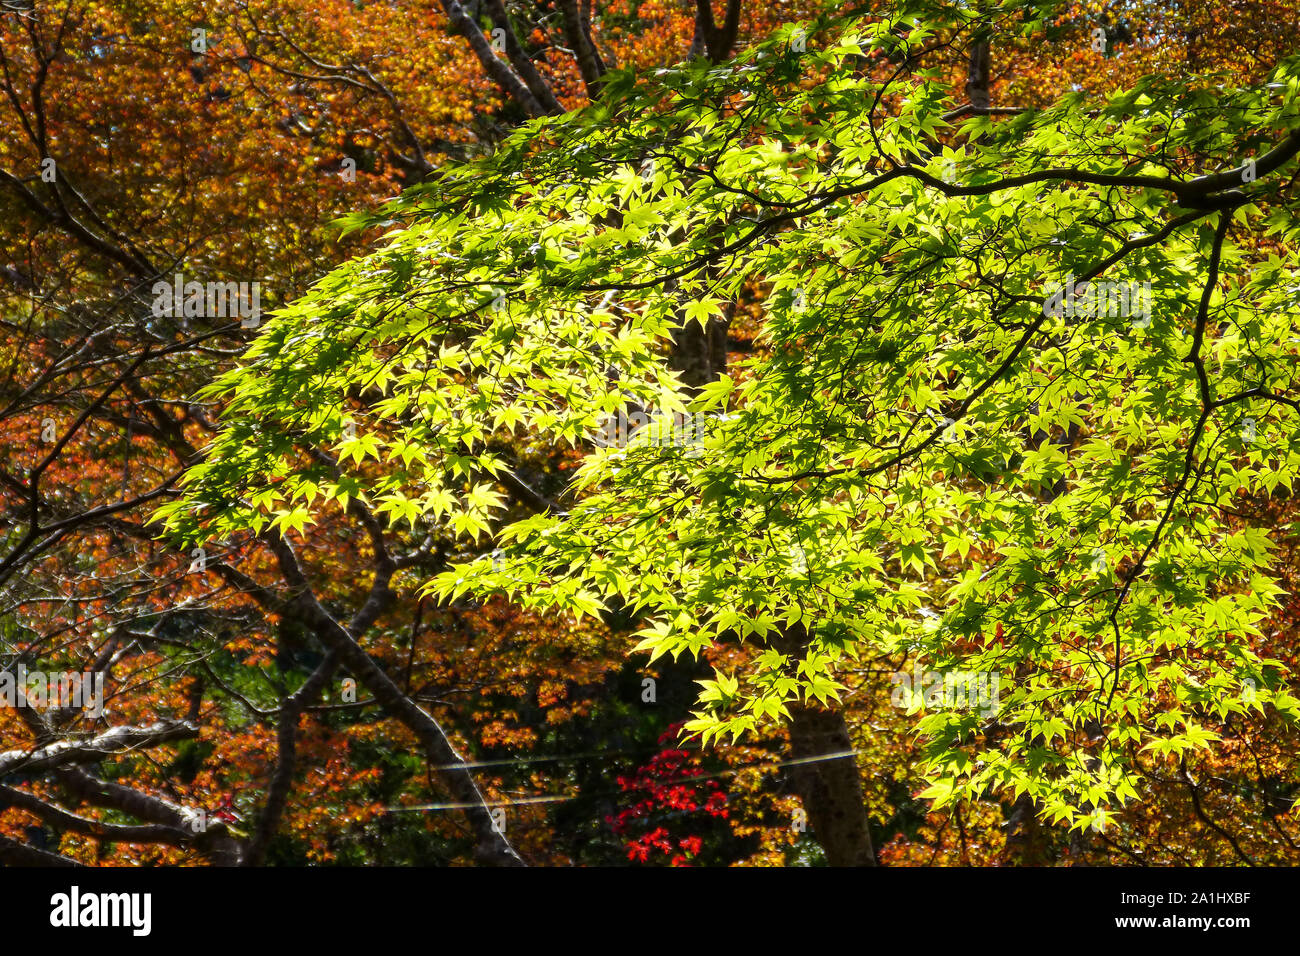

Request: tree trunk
left=669, top=315, right=729, bottom=389
left=965, top=38, right=991, bottom=110
left=1003, top=791, right=1053, bottom=865
left=787, top=704, right=877, bottom=866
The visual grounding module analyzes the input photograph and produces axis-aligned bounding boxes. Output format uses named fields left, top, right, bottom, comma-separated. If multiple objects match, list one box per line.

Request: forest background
left=2, top=0, right=1299, bottom=867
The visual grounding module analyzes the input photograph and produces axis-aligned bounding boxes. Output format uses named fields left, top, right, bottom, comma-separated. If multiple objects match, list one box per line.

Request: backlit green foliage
left=158, top=3, right=1300, bottom=833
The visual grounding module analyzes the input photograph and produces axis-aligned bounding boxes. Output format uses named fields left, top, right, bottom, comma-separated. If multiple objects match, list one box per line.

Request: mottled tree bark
left=669, top=315, right=729, bottom=389
left=689, top=0, right=744, bottom=62
left=787, top=704, right=877, bottom=866
left=965, top=38, right=991, bottom=110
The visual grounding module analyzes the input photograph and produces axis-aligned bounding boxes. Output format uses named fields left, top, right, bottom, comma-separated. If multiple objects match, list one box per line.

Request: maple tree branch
left=1181, top=757, right=1257, bottom=865
left=0, top=784, right=197, bottom=846
left=483, top=0, right=563, bottom=114
left=438, top=0, right=554, bottom=118
left=557, top=0, right=605, bottom=96
left=1103, top=212, right=1231, bottom=708
left=229, top=4, right=438, bottom=174
left=0, top=169, right=156, bottom=276
left=0, top=832, right=81, bottom=866
left=737, top=208, right=1212, bottom=485
left=0, top=719, right=199, bottom=776
left=244, top=649, right=340, bottom=866
left=57, top=766, right=245, bottom=865
left=266, top=534, right=525, bottom=866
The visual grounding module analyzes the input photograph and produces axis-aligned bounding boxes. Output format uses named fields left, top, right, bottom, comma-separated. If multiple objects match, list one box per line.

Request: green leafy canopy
left=156, top=4, right=1300, bottom=828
